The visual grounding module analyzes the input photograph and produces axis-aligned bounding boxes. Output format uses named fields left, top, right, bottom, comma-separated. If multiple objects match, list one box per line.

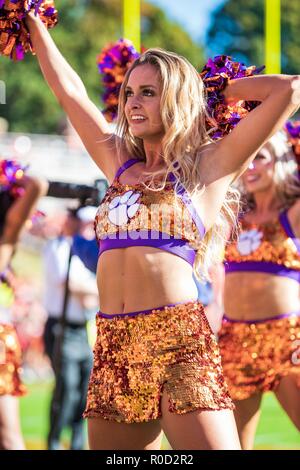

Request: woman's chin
left=130, top=130, right=146, bottom=139
left=245, top=182, right=271, bottom=194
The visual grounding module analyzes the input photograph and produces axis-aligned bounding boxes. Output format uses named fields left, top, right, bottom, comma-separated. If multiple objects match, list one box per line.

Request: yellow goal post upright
left=265, top=0, right=281, bottom=74
left=123, top=0, right=141, bottom=53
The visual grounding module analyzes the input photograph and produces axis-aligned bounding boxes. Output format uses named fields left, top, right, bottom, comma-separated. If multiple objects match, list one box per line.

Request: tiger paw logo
left=108, top=190, right=141, bottom=226
left=237, top=229, right=263, bottom=255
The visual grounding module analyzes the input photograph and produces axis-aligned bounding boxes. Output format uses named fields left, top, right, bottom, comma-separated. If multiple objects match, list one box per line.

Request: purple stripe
left=279, top=210, right=300, bottom=253
left=114, top=158, right=140, bottom=180
left=223, top=311, right=300, bottom=324
left=98, top=299, right=199, bottom=318
left=224, top=261, right=300, bottom=282
left=99, top=231, right=195, bottom=265
left=169, top=173, right=206, bottom=239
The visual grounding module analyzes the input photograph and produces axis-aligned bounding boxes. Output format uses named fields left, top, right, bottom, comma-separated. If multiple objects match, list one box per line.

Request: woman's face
left=242, top=146, right=275, bottom=194
left=124, top=64, right=165, bottom=141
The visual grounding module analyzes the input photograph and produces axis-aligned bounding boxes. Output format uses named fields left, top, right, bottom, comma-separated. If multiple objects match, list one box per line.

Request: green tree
left=207, top=0, right=300, bottom=74
left=0, top=0, right=204, bottom=133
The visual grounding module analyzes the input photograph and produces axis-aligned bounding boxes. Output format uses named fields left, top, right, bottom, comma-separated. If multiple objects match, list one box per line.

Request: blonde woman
left=25, top=11, right=300, bottom=450
left=0, top=164, right=47, bottom=449
left=219, top=132, right=300, bottom=449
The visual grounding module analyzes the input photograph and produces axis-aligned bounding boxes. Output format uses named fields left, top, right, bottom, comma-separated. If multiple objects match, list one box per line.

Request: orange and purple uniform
left=219, top=210, right=300, bottom=400
left=84, top=158, right=234, bottom=423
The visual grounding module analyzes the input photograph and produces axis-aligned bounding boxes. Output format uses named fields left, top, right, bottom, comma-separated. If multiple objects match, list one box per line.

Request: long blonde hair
left=116, top=48, right=240, bottom=280
left=240, top=131, right=300, bottom=210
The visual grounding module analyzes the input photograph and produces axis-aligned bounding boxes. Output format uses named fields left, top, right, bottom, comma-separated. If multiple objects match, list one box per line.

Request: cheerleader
left=24, top=9, right=300, bottom=450
left=0, top=160, right=47, bottom=449
left=219, top=131, right=300, bottom=449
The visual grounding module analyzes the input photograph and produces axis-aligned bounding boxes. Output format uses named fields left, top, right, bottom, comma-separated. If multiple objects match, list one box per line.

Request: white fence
left=0, top=131, right=104, bottom=183
left=0, top=131, right=107, bottom=214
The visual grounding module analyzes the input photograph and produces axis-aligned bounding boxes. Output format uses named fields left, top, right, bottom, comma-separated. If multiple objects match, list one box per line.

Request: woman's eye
left=143, top=89, right=154, bottom=96
left=125, top=89, right=154, bottom=98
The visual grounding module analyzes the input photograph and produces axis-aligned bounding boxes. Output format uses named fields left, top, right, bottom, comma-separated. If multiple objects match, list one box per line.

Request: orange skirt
left=84, top=301, right=234, bottom=423
left=0, top=323, right=27, bottom=397
left=218, top=314, right=300, bottom=401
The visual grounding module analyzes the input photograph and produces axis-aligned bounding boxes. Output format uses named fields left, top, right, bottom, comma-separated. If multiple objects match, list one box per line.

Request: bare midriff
left=97, top=246, right=199, bottom=315
left=224, top=271, right=300, bottom=321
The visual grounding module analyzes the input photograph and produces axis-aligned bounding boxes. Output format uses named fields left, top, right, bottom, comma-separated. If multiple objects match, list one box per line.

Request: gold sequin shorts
left=218, top=313, right=300, bottom=401
left=0, top=323, right=27, bottom=397
left=83, top=301, right=234, bottom=423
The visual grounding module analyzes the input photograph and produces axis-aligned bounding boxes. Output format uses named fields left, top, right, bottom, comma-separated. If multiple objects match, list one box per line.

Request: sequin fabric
left=94, top=178, right=202, bottom=251
left=225, top=218, right=300, bottom=269
left=83, top=301, right=234, bottom=423
left=218, top=315, right=300, bottom=400
left=0, top=323, right=27, bottom=397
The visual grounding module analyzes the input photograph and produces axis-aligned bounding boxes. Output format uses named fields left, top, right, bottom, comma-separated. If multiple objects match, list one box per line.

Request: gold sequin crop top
left=94, top=158, right=206, bottom=265
left=224, top=210, right=300, bottom=281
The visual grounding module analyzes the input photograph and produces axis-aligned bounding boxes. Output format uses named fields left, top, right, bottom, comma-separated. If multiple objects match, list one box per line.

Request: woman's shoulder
left=105, top=139, right=132, bottom=183
left=196, top=141, right=221, bottom=184
left=286, top=199, right=300, bottom=235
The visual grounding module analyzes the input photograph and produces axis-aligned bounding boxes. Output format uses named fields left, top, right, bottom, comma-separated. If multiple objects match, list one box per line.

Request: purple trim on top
left=224, top=261, right=300, bottom=282
left=279, top=210, right=300, bottom=253
left=99, top=230, right=196, bottom=265
left=169, top=173, right=206, bottom=239
left=223, top=311, right=300, bottom=324
left=97, top=299, right=199, bottom=318
left=114, top=158, right=140, bottom=180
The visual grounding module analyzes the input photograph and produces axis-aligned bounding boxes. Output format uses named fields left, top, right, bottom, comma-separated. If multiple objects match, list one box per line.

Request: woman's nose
left=248, top=161, right=255, bottom=170
left=129, top=95, right=141, bottom=109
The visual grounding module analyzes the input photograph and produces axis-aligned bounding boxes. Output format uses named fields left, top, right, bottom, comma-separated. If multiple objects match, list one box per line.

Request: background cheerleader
left=219, top=131, right=300, bottom=449
left=0, top=160, right=47, bottom=449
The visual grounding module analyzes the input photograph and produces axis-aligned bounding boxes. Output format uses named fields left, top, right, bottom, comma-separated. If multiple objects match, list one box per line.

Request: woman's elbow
left=290, top=75, right=300, bottom=106
left=272, top=75, right=300, bottom=110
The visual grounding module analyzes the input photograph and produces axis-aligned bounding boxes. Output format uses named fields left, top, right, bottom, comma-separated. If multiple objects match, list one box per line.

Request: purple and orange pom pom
left=0, top=158, right=28, bottom=199
left=0, top=0, right=58, bottom=61
left=0, top=158, right=46, bottom=223
left=285, top=121, right=300, bottom=173
left=0, top=158, right=27, bottom=193
left=97, top=38, right=140, bottom=121
left=200, top=55, right=265, bottom=139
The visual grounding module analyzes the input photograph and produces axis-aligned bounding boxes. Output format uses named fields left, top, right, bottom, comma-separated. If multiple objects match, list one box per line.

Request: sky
left=148, top=0, right=226, bottom=43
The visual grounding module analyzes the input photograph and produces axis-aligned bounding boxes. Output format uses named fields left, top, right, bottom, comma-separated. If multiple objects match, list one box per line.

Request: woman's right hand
left=25, top=9, right=41, bottom=27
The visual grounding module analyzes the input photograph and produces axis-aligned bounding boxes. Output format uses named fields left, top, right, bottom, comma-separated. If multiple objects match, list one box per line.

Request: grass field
left=20, top=381, right=300, bottom=450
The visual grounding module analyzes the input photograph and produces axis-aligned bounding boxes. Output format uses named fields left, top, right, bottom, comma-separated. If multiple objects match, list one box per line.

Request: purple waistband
left=223, top=310, right=300, bottom=324
left=98, top=230, right=196, bottom=265
left=224, top=261, right=300, bottom=282
left=98, top=299, right=199, bottom=319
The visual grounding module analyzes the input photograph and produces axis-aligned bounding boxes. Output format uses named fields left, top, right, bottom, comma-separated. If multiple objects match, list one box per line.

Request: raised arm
left=25, top=13, right=121, bottom=181
left=208, top=74, right=300, bottom=181
left=198, top=74, right=300, bottom=229
left=0, top=177, right=48, bottom=272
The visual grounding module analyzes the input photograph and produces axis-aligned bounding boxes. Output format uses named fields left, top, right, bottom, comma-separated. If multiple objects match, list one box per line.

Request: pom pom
left=97, top=38, right=140, bottom=121
left=285, top=120, right=300, bottom=155
left=285, top=120, right=300, bottom=173
left=200, top=55, right=265, bottom=139
left=0, top=158, right=27, bottom=196
left=0, top=0, right=58, bottom=61
left=0, top=158, right=46, bottom=226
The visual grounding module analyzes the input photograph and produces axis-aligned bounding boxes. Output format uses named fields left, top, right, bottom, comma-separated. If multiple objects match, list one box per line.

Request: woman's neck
left=252, top=186, right=281, bottom=216
left=143, top=141, right=164, bottom=169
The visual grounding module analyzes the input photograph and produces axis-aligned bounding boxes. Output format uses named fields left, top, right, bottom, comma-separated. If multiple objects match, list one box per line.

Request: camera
left=46, top=179, right=108, bottom=207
